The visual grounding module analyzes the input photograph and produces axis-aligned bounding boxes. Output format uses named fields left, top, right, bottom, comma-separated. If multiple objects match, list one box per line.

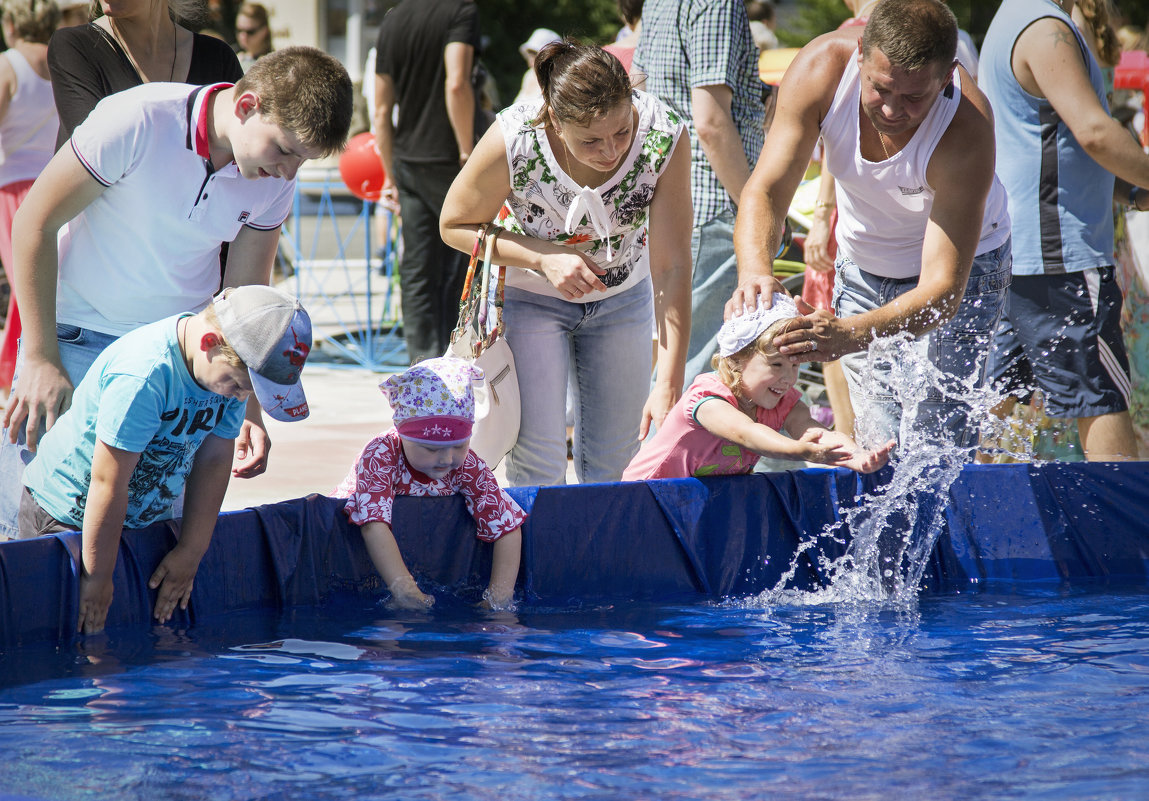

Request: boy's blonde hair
left=234, top=46, right=353, bottom=157
left=712, top=317, right=795, bottom=401
left=4, top=0, right=60, bottom=45
left=201, top=305, right=245, bottom=368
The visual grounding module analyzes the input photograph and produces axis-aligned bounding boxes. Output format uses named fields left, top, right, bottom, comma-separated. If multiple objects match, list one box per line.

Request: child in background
left=623, top=293, right=894, bottom=480
left=333, top=357, right=525, bottom=611
left=19, top=286, right=314, bottom=634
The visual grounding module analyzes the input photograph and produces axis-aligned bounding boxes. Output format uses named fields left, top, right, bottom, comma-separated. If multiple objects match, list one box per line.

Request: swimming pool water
left=1, top=586, right=1148, bottom=801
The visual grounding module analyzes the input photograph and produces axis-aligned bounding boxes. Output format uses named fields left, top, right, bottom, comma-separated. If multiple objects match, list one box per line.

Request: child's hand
left=842, top=438, right=896, bottom=473
left=149, top=547, right=204, bottom=624
left=78, top=572, right=115, bottom=634
left=477, top=586, right=516, bottom=612
left=795, top=428, right=855, bottom=465
left=801, top=429, right=896, bottom=474
left=387, top=574, right=435, bottom=610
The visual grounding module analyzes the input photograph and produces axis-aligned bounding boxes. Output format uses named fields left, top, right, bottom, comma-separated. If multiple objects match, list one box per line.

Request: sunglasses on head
left=237, top=24, right=266, bottom=35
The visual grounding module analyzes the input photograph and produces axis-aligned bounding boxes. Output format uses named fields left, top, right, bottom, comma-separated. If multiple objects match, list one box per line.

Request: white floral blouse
left=494, top=90, right=685, bottom=302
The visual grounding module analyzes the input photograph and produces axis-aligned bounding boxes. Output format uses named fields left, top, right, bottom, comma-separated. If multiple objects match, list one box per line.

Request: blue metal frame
left=281, top=171, right=408, bottom=370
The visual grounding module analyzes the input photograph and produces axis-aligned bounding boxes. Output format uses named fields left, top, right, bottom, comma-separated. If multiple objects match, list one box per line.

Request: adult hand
left=772, top=309, right=851, bottom=363
left=148, top=546, right=201, bottom=624
left=78, top=572, right=114, bottom=635
left=3, top=356, right=73, bottom=450
left=724, top=275, right=789, bottom=320
left=640, top=380, right=680, bottom=440
left=379, top=179, right=400, bottom=213
left=539, top=251, right=608, bottom=300
left=804, top=212, right=835, bottom=273
left=232, top=418, right=271, bottom=478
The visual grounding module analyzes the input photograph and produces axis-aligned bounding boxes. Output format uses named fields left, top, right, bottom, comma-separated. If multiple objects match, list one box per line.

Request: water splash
left=745, top=331, right=1037, bottom=609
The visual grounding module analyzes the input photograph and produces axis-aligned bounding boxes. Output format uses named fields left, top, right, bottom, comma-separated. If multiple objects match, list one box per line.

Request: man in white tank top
left=729, top=0, right=1011, bottom=450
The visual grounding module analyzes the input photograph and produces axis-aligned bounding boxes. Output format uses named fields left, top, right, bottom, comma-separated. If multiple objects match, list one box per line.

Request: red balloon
left=339, top=131, right=386, bottom=201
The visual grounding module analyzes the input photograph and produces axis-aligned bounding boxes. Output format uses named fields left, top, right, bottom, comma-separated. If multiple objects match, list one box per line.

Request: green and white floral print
left=495, top=90, right=684, bottom=302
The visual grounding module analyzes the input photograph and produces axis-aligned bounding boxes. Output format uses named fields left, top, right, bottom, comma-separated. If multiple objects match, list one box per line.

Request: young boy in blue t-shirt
left=19, top=285, right=313, bottom=634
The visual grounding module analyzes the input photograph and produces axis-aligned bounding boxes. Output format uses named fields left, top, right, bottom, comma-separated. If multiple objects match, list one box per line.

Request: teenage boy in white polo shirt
left=0, top=46, right=353, bottom=539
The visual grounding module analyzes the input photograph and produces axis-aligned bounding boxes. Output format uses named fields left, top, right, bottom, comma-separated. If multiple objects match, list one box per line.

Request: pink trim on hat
left=396, top=416, right=473, bottom=445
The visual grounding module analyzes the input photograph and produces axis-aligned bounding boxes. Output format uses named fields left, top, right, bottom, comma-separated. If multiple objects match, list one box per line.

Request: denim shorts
left=833, top=239, right=1012, bottom=449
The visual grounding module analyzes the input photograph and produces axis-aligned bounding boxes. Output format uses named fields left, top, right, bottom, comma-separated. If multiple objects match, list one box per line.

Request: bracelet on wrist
left=1130, top=185, right=1143, bottom=212
left=814, top=200, right=834, bottom=210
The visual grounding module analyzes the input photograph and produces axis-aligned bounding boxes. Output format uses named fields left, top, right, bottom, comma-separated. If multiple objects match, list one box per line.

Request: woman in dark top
left=48, top=0, right=242, bottom=148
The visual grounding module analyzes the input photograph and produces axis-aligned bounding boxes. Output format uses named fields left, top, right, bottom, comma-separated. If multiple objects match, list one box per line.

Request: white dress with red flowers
left=333, top=429, right=527, bottom=542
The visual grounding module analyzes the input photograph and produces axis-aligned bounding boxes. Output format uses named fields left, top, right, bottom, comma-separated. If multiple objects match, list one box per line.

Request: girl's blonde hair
left=711, top=317, right=795, bottom=401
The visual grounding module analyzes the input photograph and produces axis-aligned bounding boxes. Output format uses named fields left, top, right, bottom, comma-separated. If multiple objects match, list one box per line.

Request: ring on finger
left=809, top=340, right=818, bottom=352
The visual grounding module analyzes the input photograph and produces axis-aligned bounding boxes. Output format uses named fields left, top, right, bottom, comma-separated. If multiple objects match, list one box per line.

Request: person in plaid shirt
left=634, top=0, right=765, bottom=389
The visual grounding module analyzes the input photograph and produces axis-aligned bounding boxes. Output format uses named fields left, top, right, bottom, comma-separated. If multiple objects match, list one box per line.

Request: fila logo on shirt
left=237, top=210, right=251, bottom=223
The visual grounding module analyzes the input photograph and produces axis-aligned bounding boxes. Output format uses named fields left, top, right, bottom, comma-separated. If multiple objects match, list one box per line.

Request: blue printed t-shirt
left=622, top=372, right=801, bottom=480
left=23, top=315, right=245, bottom=528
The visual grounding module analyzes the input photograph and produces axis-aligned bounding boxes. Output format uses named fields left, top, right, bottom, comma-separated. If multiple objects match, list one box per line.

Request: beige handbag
left=446, top=224, right=520, bottom=468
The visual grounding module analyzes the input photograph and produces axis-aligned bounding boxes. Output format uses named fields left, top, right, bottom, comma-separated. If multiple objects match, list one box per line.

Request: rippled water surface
left=2, top=588, right=1148, bottom=800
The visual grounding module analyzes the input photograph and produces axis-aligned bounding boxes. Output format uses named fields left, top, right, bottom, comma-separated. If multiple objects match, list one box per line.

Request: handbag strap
left=449, top=223, right=507, bottom=356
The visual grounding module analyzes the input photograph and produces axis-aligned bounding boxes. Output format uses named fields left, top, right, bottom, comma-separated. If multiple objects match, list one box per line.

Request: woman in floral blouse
left=441, top=39, right=692, bottom=487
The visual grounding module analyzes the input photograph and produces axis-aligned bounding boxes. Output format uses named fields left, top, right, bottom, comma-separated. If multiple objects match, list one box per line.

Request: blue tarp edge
left=2, top=461, right=1148, bottom=647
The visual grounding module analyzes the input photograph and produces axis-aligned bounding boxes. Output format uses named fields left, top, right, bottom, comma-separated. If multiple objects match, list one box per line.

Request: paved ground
left=220, top=362, right=547, bottom=511
left=221, top=364, right=390, bottom=510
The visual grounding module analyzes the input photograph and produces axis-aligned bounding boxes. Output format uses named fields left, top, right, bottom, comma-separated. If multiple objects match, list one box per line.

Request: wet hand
left=540, top=251, right=608, bottom=300
left=149, top=548, right=202, bottom=624
left=796, top=428, right=854, bottom=465
left=845, top=438, right=897, bottom=473
left=78, top=572, right=114, bottom=635
left=387, top=575, right=435, bottom=610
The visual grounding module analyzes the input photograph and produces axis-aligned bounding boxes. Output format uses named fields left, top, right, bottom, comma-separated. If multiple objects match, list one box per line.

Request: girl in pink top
left=333, top=357, right=526, bottom=610
left=623, top=294, right=894, bottom=480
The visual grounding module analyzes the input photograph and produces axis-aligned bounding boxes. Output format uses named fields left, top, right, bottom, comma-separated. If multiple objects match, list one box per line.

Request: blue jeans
left=834, top=239, right=1012, bottom=449
left=502, top=280, right=654, bottom=487
left=682, top=210, right=738, bottom=390
left=0, top=324, right=119, bottom=539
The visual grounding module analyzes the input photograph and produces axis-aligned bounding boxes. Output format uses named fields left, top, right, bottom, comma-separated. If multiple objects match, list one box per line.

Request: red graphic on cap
left=284, top=326, right=310, bottom=370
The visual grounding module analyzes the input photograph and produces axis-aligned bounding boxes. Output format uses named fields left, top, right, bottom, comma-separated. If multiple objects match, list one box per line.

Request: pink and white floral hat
left=381, top=357, right=485, bottom=446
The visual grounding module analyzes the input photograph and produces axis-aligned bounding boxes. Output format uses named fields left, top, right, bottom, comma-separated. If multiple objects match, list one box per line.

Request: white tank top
left=821, top=57, right=1009, bottom=279
left=0, top=48, right=58, bottom=187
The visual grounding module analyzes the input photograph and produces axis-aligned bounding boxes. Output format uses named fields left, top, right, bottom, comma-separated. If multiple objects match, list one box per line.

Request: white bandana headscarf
left=717, top=292, right=799, bottom=356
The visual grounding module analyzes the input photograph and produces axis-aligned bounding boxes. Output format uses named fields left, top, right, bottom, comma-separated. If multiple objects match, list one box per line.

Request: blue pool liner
left=1, top=461, right=1147, bottom=646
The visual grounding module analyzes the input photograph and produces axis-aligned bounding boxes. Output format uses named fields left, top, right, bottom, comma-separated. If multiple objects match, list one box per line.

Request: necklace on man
left=108, top=17, right=178, bottom=82
left=872, top=115, right=892, bottom=160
